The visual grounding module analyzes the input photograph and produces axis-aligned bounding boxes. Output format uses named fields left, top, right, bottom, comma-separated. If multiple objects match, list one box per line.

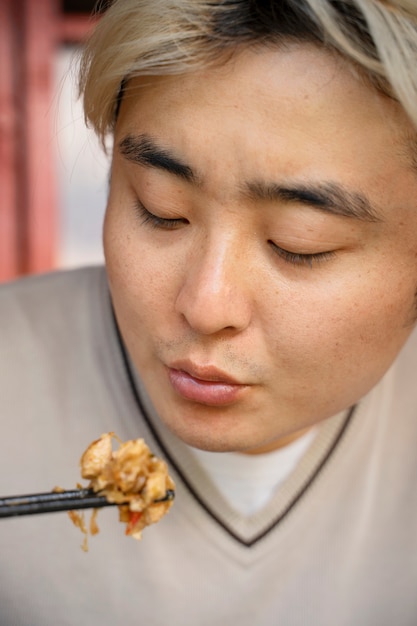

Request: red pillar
left=0, top=0, right=59, bottom=279
left=0, top=0, right=19, bottom=281
left=18, top=0, right=59, bottom=275
left=0, top=1, right=97, bottom=281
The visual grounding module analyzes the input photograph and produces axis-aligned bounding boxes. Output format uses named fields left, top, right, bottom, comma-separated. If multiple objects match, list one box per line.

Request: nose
left=175, top=236, right=253, bottom=336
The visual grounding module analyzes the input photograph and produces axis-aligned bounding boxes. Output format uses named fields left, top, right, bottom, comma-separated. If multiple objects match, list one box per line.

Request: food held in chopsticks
left=69, top=432, right=175, bottom=548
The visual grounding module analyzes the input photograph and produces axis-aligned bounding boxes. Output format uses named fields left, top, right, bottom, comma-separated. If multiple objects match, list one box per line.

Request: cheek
left=269, top=274, right=415, bottom=377
left=103, top=206, right=180, bottom=324
left=259, top=275, right=415, bottom=420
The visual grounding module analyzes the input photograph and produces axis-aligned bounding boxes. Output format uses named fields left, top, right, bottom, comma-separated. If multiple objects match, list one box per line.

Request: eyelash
left=135, top=201, right=335, bottom=267
left=135, top=201, right=187, bottom=230
left=269, top=241, right=336, bottom=267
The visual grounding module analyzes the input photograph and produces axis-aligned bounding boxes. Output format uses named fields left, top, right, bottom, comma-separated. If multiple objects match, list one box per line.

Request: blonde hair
left=79, top=0, right=417, bottom=141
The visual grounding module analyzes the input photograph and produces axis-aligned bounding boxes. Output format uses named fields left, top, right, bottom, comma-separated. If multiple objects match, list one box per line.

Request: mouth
left=166, top=361, right=249, bottom=406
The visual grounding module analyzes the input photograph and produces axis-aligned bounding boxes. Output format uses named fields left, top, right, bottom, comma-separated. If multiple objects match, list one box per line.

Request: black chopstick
left=0, top=488, right=175, bottom=518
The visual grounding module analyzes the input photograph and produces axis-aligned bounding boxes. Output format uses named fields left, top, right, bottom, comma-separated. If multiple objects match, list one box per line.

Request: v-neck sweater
left=0, top=266, right=417, bottom=625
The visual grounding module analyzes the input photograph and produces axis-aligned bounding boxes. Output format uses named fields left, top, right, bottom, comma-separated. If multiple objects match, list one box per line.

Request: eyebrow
left=119, top=133, right=380, bottom=222
left=245, top=181, right=381, bottom=222
left=119, top=134, right=198, bottom=183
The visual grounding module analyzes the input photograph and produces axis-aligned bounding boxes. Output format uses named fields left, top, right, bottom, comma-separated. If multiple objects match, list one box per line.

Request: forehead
left=115, top=44, right=417, bottom=211
left=118, top=43, right=406, bottom=118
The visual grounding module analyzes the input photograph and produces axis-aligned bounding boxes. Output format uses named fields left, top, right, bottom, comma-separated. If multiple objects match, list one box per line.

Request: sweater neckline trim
left=111, top=306, right=356, bottom=547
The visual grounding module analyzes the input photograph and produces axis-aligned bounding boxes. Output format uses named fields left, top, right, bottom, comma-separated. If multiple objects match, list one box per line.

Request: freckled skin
left=103, top=44, right=417, bottom=454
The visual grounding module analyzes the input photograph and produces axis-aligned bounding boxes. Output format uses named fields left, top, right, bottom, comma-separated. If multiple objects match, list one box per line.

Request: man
left=1, top=1, right=417, bottom=624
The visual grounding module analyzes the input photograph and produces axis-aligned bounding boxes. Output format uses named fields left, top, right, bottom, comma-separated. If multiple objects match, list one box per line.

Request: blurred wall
left=54, top=46, right=107, bottom=269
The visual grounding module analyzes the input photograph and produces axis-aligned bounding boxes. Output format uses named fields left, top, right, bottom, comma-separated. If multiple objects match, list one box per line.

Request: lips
left=166, top=361, right=248, bottom=406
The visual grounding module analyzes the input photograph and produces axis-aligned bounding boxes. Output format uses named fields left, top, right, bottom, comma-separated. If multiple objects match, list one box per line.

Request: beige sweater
left=0, top=267, right=416, bottom=625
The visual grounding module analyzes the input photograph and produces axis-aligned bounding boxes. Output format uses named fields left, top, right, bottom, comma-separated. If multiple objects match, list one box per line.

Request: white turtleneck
left=189, top=428, right=317, bottom=516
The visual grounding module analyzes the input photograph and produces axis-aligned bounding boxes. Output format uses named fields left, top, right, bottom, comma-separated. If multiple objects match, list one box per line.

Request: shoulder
left=390, top=325, right=417, bottom=400
left=0, top=265, right=106, bottom=324
left=0, top=265, right=109, bottom=355
left=0, top=265, right=105, bottom=306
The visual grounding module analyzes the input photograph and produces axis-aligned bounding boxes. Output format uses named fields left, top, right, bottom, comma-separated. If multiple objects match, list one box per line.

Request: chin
left=162, top=413, right=268, bottom=453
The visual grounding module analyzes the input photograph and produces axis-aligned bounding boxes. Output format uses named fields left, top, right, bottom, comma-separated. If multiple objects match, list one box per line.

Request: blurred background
left=1, top=0, right=109, bottom=282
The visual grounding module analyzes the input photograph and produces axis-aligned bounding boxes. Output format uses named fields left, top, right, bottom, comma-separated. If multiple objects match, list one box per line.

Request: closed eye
left=268, top=241, right=336, bottom=268
left=135, top=201, right=188, bottom=230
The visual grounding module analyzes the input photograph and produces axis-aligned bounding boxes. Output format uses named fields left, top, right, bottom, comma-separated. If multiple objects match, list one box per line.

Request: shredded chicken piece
left=89, top=508, right=100, bottom=536
left=70, top=432, right=175, bottom=547
left=68, top=510, right=89, bottom=552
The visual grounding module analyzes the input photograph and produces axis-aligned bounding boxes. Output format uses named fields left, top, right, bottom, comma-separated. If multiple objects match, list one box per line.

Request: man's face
left=104, top=44, right=417, bottom=454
